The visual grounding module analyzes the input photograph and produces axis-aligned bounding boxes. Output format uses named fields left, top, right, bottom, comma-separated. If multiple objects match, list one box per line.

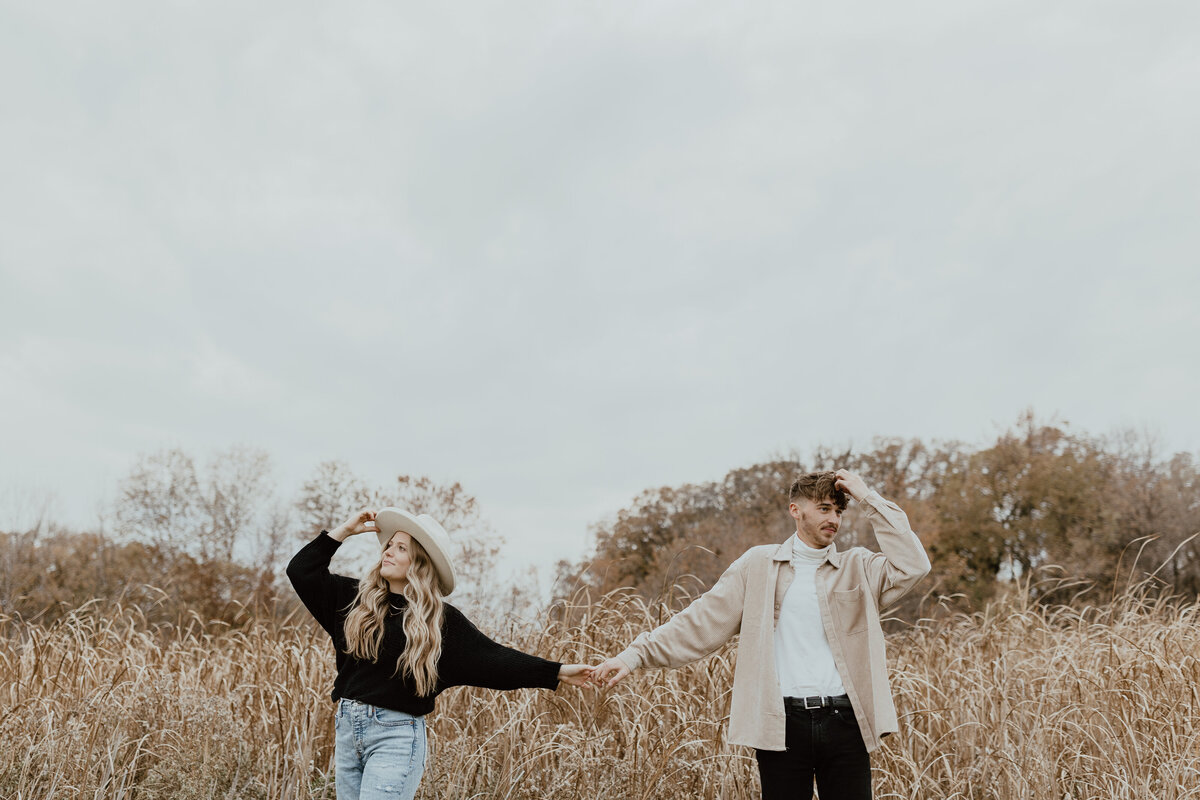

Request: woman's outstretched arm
left=439, top=605, right=592, bottom=691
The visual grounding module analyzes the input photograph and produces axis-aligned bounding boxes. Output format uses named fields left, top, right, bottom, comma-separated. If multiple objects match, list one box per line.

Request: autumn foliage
left=566, top=412, right=1200, bottom=616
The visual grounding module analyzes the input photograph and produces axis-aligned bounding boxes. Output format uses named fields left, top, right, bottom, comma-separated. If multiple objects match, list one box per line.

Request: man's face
left=789, top=496, right=842, bottom=549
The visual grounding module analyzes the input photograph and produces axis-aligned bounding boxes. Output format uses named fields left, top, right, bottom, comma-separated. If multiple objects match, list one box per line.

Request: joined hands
left=591, top=656, right=631, bottom=689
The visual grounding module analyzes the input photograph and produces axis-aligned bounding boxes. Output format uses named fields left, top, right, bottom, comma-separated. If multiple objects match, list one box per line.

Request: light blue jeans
left=334, top=698, right=428, bottom=800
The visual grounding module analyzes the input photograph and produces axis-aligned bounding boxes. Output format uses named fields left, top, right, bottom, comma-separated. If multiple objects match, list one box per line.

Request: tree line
left=0, top=451, right=518, bottom=626
left=557, top=412, right=1199, bottom=618
left=2, top=412, right=1197, bottom=627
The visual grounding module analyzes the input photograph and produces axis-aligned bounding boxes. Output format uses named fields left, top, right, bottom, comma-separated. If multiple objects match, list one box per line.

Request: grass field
left=1, top=582, right=1197, bottom=799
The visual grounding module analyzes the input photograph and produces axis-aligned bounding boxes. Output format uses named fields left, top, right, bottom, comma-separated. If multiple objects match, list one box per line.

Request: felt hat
left=373, top=507, right=457, bottom=596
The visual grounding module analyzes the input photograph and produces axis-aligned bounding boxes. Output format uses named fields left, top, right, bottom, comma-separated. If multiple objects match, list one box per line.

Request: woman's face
left=380, top=531, right=414, bottom=590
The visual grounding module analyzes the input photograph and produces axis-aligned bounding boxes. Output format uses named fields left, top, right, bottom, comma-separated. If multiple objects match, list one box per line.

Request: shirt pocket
left=831, top=586, right=868, bottom=635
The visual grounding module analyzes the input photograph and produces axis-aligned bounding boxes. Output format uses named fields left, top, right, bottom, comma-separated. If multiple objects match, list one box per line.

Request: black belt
left=784, top=694, right=853, bottom=711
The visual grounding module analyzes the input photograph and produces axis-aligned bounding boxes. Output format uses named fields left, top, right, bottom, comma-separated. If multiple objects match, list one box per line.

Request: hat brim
left=374, top=507, right=457, bottom=596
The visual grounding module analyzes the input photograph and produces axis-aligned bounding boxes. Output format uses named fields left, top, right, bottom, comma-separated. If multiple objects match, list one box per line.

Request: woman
left=288, top=507, right=592, bottom=800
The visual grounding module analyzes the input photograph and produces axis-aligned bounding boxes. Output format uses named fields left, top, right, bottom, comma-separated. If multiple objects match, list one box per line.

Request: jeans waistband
left=337, top=698, right=422, bottom=719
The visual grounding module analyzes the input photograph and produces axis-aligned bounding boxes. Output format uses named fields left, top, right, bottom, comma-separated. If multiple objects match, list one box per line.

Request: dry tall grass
left=1, top=583, right=1197, bottom=799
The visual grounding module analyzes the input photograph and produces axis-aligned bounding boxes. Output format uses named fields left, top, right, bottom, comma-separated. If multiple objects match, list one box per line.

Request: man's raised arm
left=836, top=469, right=931, bottom=609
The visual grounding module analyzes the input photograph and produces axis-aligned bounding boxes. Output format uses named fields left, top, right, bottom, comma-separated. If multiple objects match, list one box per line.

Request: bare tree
left=251, top=500, right=296, bottom=575
left=114, top=446, right=275, bottom=561
left=295, top=460, right=373, bottom=534
left=114, top=448, right=204, bottom=551
left=202, top=447, right=273, bottom=563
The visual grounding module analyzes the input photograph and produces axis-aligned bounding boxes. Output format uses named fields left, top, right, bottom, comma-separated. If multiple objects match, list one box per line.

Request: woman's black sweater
left=287, top=531, right=561, bottom=716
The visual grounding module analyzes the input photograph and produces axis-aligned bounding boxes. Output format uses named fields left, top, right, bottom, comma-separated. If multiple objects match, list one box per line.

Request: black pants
left=755, top=703, right=872, bottom=800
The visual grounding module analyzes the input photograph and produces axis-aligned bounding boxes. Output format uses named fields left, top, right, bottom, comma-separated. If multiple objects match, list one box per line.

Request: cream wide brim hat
left=373, top=507, right=457, bottom=596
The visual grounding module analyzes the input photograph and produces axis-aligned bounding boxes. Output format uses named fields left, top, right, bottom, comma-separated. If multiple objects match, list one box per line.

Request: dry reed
left=1, top=583, right=1197, bottom=799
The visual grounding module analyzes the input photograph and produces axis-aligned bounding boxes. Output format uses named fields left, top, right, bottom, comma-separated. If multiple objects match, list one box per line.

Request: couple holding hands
left=288, top=469, right=931, bottom=800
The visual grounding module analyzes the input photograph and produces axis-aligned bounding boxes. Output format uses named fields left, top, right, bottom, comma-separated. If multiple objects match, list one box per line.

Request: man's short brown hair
left=788, top=471, right=848, bottom=512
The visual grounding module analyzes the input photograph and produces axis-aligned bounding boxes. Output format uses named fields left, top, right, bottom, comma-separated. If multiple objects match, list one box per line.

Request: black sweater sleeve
left=438, top=605, right=561, bottom=692
left=286, top=531, right=358, bottom=638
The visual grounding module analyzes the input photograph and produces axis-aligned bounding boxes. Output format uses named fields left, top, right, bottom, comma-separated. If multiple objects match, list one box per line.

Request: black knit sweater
left=287, top=531, right=561, bottom=716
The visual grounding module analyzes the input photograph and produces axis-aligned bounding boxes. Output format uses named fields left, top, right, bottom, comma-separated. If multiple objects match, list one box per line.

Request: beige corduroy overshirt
left=616, top=490, right=931, bottom=753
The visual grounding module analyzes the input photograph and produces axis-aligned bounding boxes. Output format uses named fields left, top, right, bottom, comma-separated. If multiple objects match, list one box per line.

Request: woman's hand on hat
left=329, top=509, right=378, bottom=542
left=556, top=664, right=595, bottom=688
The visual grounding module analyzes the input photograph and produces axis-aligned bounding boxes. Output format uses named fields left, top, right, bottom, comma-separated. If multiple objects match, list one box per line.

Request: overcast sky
left=2, top=1, right=1198, bottom=582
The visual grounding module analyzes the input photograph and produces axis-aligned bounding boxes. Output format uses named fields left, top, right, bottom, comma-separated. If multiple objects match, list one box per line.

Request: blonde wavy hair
left=343, top=535, right=445, bottom=696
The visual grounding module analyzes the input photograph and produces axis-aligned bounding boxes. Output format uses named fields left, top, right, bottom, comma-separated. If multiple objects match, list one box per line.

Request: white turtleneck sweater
left=773, top=534, right=847, bottom=698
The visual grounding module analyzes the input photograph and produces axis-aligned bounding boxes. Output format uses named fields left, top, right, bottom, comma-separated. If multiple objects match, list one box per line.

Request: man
left=592, top=469, right=931, bottom=800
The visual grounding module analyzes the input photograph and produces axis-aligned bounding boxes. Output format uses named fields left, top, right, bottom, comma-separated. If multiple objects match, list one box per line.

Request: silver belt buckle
left=803, top=696, right=824, bottom=710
